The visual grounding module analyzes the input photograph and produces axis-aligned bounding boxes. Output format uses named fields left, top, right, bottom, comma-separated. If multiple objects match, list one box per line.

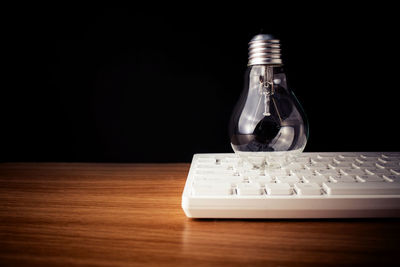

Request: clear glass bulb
left=229, top=34, right=308, bottom=169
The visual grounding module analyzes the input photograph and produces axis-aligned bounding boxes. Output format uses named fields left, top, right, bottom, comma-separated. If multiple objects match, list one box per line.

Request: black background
left=2, top=5, right=399, bottom=162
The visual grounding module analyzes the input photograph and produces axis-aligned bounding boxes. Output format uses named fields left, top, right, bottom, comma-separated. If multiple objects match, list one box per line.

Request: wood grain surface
left=1, top=163, right=400, bottom=266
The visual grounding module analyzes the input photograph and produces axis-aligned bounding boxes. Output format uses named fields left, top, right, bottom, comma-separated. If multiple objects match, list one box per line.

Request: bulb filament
left=260, top=66, right=274, bottom=117
left=263, top=92, right=271, bottom=116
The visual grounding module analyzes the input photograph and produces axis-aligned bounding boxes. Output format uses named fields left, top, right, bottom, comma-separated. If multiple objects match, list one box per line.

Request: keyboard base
left=183, top=209, right=400, bottom=219
left=182, top=200, right=400, bottom=219
left=182, top=153, right=400, bottom=218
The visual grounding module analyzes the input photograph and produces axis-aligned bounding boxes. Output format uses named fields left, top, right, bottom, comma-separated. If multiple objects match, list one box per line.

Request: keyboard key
left=379, top=158, right=400, bottom=163
left=377, top=161, right=400, bottom=168
left=197, top=164, right=229, bottom=169
left=286, top=163, right=305, bottom=169
left=353, top=161, right=378, bottom=168
left=356, top=175, right=385, bottom=182
left=221, top=157, right=241, bottom=164
left=265, top=161, right=283, bottom=169
left=328, top=175, right=339, bottom=183
left=375, top=162, right=388, bottom=169
left=291, top=169, right=315, bottom=176
left=249, top=176, right=273, bottom=185
left=197, top=157, right=217, bottom=163
left=237, top=183, right=263, bottom=196
left=360, top=154, right=381, bottom=160
left=315, top=169, right=339, bottom=176
left=303, top=176, right=328, bottom=185
left=339, top=168, right=364, bottom=176
left=294, top=157, right=311, bottom=163
left=317, top=153, right=338, bottom=158
left=327, top=163, right=340, bottom=169
left=365, top=168, right=391, bottom=175
left=196, top=169, right=236, bottom=175
left=242, top=169, right=264, bottom=178
left=276, top=176, right=300, bottom=185
left=337, top=155, right=357, bottom=160
left=322, top=182, right=400, bottom=195
left=265, top=183, right=292, bottom=195
left=265, top=169, right=289, bottom=176
left=382, top=153, right=400, bottom=158
left=312, top=157, right=334, bottom=163
left=357, top=156, right=380, bottom=162
left=192, top=183, right=232, bottom=196
left=308, top=162, right=328, bottom=169
left=330, top=176, right=357, bottom=183
left=331, top=161, right=354, bottom=168
left=391, top=168, right=400, bottom=175
left=382, top=175, right=400, bottom=182
left=294, top=183, right=321, bottom=195
left=194, top=176, right=243, bottom=185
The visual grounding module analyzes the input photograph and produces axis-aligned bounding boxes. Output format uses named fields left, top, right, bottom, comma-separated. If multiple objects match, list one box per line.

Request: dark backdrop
left=2, top=6, right=399, bottom=162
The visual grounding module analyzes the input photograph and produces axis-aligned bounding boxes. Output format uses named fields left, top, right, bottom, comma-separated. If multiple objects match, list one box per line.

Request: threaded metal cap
left=248, top=34, right=282, bottom=66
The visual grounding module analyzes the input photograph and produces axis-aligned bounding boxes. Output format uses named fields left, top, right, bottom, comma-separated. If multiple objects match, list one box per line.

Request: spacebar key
left=192, top=183, right=232, bottom=196
left=323, top=182, right=400, bottom=195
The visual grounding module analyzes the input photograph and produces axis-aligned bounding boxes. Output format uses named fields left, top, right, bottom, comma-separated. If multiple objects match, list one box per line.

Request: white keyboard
left=181, top=152, right=400, bottom=218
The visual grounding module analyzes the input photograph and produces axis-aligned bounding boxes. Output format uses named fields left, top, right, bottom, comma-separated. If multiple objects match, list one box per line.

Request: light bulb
left=229, top=34, right=309, bottom=168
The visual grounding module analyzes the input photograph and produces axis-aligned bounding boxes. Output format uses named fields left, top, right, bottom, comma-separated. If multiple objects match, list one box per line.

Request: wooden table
left=1, top=163, right=399, bottom=266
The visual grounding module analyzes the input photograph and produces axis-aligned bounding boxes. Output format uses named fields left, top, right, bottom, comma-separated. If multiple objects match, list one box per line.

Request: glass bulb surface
left=229, top=65, right=308, bottom=168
